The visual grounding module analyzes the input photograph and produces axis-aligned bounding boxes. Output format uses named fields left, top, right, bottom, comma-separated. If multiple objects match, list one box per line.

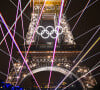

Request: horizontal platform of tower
left=30, top=0, right=67, bottom=15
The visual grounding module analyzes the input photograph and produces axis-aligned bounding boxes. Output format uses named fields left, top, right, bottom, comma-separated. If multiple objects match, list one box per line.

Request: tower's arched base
left=20, top=67, right=85, bottom=90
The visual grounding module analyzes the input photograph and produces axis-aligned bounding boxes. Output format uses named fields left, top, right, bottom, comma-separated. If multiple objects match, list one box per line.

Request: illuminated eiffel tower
left=7, top=0, right=96, bottom=89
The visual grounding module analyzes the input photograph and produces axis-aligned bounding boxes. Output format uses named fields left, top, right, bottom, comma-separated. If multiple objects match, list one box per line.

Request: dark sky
left=0, top=0, right=100, bottom=85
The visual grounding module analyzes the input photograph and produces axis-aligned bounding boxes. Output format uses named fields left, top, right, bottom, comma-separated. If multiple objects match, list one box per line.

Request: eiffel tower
left=7, top=0, right=96, bottom=89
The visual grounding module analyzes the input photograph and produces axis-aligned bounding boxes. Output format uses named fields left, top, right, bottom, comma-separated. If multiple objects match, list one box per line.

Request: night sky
left=0, top=0, right=100, bottom=88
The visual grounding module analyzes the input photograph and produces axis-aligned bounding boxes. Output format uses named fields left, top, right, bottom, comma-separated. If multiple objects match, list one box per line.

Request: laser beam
left=0, top=14, right=41, bottom=90
left=55, top=37, right=100, bottom=89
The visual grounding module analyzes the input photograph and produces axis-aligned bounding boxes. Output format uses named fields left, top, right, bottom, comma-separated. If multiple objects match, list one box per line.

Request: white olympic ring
left=41, top=30, right=49, bottom=39
left=36, top=26, right=63, bottom=39
left=36, top=26, right=45, bottom=35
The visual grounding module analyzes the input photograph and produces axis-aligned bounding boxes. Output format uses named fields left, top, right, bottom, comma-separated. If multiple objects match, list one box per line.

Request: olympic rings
left=36, top=26, right=63, bottom=39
